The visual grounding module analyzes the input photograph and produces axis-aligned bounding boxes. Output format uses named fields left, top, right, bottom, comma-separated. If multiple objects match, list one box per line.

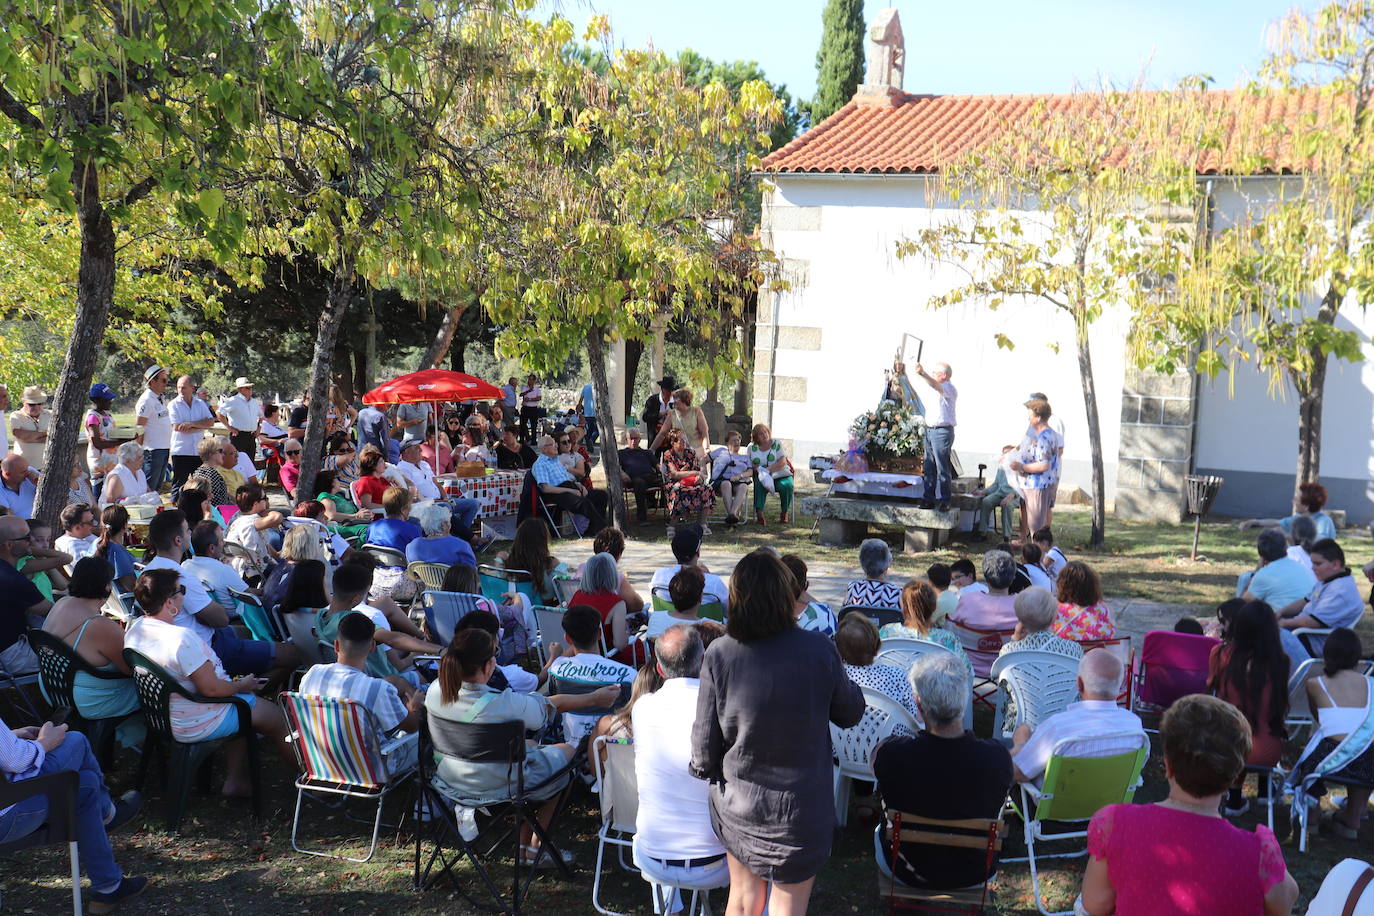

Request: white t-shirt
left=55, top=533, right=98, bottom=564
left=648, top=564, right=729, bottom=609
left=632, top=678, right=722, bottom=860
left=929, top=380, right=957, bottom=428
left=170, top=396, right=214, bottom=457
left=9, top=408, right=51, bottom=469
left=226, top=514, right=272, bottom=577
left=144, top=555, right=218, bottom=643
left=182, top=555, right=249, bottom=609
left=136, top=389, right=172, bottom=450
left=546, top=652, right=634, bottom=745
left=957, top=582, right=990, bottom=597
left=1012, top=700, right=1144, bottom=787
left=352, top=601, right=392, bottom=632
left=299, top=662, right=408, bottom=734
left=645, top=612, right=705, bottom=639
left=396, top=459, right=442, bottom=501
left=100, top=463, right=149, bottom=509
left=220, top=393, right=263, bottom=434
left=1025, top=563, right=1054, bottom=592
left=124, top=616, right=233, bottom=742
left=231, top=449, right=258, bottom=480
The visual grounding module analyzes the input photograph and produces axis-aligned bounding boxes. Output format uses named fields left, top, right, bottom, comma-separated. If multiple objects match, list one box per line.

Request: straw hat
left=20, top=386, right=46, bottom=405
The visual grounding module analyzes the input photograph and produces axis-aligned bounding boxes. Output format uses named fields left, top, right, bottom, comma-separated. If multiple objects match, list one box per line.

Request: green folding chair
left=651, top=586, right=724, bottom=622
left=1007, top=732, right=1149, bottom=916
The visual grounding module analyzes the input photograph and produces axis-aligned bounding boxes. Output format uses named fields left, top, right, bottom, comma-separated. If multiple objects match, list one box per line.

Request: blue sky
left=560, top=0, right=1319, bottom=104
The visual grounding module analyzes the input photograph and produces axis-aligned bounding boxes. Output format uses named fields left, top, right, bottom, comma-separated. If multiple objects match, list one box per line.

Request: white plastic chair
left=989, top=650, right=1081, bottom=738
left=876, top=637, right=974, bottom=730
left=830, top=686, right=922, bottom=827
left=590, top=736, right=639, bottom=916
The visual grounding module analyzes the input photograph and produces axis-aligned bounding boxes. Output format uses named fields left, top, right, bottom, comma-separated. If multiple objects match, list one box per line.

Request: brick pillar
left=1115, top=367, right=1198, bottom=522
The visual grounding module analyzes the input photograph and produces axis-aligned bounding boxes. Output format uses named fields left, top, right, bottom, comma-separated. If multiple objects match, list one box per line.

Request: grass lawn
left=6, top=478, right=1370, bottom=913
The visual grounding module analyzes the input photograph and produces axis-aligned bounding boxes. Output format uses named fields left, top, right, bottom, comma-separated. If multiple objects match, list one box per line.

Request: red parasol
left=361, top=369, right=503, bottom=405
left=361, top=369, right=504, bottom=477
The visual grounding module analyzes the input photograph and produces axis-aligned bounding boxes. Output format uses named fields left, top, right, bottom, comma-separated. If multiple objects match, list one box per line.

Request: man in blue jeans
left=0, top=717, right=145, bottom=911
left=910, top=361, right=958, bottom=511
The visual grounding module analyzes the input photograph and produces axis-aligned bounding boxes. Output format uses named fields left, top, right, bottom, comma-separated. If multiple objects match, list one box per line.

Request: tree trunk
left=1291, top=283, right=1338, bottom=508
left=587, top=323, right=628, bottom=530
left=34, top=157, right=116, bottom=528
left=417, top=301, right=468, bottom=371
left=1075, top=321, right=1107, bottom=549
left=296, top=261, right=353, bottom=501
left=450, top=327, right=466, bottom=372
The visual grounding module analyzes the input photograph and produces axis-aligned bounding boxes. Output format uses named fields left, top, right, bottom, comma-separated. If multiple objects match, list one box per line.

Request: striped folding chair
left=278, top=692, right=418, bottom=863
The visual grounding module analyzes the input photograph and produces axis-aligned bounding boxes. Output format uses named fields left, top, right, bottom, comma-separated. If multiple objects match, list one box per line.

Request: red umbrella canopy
left=362, top=369, right=504, bottom=405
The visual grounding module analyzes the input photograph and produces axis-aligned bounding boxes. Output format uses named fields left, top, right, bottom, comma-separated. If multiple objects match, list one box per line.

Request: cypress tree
left=812, top=0, right=866, bottom=123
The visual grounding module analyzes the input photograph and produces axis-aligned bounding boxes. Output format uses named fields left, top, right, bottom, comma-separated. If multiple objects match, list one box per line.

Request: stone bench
left=802, top=495, right=964, bottom=552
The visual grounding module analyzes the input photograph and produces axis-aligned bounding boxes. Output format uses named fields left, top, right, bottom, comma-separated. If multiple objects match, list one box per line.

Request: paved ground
left=553, top=538, right=1196, bottom=643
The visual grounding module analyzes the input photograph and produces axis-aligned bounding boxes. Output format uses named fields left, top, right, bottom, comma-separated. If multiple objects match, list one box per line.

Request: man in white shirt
left=545, top=604, right=635, bottom=745
left=501, top=378, right=518, bottom=412
left=169, top=375, right=216, bottom=497
left=9, top=386, right=51, bottom=471
left=299, top=611, right=423, bottom=775
left=630, top=624, right=727, bottom=904
left=1010, top=649, right=1144, bottom=788
left=144, top=509, right=298, bottom=685
left=648, top=526, right=729, bottom=609
left=182, top=521, right=251, bottom=608
left=55, top=503, right=100, bottom=566
left=135, top=366, right=172, bottom=491
left=394, top=441, right=481, bottom=538
left=910, top=361, right=957, bottom=511
left=218, top=377, right=263, bottom=460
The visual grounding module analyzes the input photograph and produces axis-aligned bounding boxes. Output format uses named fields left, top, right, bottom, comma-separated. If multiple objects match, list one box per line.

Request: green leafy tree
left=812, top=0, right=865, bottom=123
left=896, top=87, right=1206, bottom=548
left=1133, top=2, right=1374, bottom=506
left=0, top=0, right=310, bottom=523
left=474, top=17, right=781, bottom=527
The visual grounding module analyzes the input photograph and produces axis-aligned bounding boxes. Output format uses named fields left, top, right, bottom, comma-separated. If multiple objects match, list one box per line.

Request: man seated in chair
left=545, top=604, right=635, bottom=746
left=145, top=510, right=299, bottom=690
left=426, top=628, right=620, bottom=868
left=1009, top=649, right=1143, bottom=789
left=618, top=428, right=663, bottom=524
left=631, top=624, right=730, bottom=905
left=1273, top=538, right=1366, bottom=670
left=318, top=560, right=443, bottom=689
left=647, top=526, right=729, bottom=609
left=872, top=653, right=1012, bottom=889
left=0, top=714, right=146, bottom=911
left=300, top=611, right=423, bottom=775
left=182, top=521, right=254, bottom=610
left=531, top=434, right=608, bottom=536
left=0, top=515, right=49, bottom=675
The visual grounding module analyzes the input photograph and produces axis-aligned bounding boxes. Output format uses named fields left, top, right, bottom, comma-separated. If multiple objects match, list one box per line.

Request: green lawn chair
left=1007, top=732, right=1149, bottom=916
left=650, top=586, right=724, bottom=622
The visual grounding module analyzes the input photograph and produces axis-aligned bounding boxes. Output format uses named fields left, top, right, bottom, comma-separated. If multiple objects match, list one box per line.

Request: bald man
left=0, top=454, right=37, bottom=519
left=1009, top=648, right=1144, bottom=787
left=912, top=361, right=957, bottom=511
left=170, top=374, right=216, bottom=496
left=0, top=516, right=50, bottom=675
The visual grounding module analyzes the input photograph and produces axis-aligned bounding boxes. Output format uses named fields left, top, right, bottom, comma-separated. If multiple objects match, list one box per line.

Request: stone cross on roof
left=858, top=8, right=904, bottom=106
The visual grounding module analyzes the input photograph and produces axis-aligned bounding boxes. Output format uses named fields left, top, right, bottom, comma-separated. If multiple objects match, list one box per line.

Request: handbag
left=679, top=474, right=700, bottom=487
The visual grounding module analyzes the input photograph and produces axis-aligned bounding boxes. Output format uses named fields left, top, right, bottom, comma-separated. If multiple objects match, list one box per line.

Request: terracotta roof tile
left=760, top=88, right=1333, bottom=175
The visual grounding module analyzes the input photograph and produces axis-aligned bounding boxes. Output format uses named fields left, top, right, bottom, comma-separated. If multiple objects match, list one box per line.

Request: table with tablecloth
left=820, top=468, right=925, bottom=500
left=441, top=470, right=523, bottom=519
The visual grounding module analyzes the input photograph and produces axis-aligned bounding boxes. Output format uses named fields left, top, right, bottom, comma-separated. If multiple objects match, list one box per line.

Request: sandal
left=1321, top=809, right=1360, bottom=839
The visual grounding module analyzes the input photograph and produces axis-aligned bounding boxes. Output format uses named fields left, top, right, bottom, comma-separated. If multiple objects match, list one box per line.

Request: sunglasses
left=285, top=449, right=302, bottom=455
left=176, top=584, right=187, bottom=596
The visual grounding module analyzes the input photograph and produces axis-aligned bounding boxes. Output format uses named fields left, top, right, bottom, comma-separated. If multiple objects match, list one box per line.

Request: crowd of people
left=1, top=366, right=1372, bottom=915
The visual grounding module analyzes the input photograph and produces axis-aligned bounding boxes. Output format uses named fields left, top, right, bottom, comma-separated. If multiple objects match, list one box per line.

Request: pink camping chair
left=1131, top=630, right=1219, bottom=727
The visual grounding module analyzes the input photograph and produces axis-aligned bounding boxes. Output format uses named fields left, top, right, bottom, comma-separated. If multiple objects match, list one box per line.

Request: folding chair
left=839, top=605, right=904, bottom=629
left=877, top=809, right=1005, bottom=915
left=413, top=711, right=580, bottom=914
left=536, top=606, right=611, bottom=660
left=479, top=564, right=537, bottom=605
left=280, top=609, right=325, bottom=666
left=554, top=577, right=581, bottom=607
left=1130, top=630, right=1218, bottom=731
left=231, top=588, right=287, bottom=643
left=105, top=591, right=141, bottom=622
left=946, top=619, right=1016, bottom=711
left=418, top=588, right=490, bottom=642
left=29, top=630, right=139, bottom=765
left=1239, top=763, right=1284, bottom=832
left=361, top=545, right=409, bottom=570
left=1290, top=625, right=1334, bottom=657
left=650, top=586, right=724, bottom=623
left=0, top=769, right=82, bottom=915
left=590, top=736, right=639, bottom=916
left=548, top=673, right=630, bottom=721
left=831, top=687, right=922, bottom=827
left=1006, top=732, right=1149, bottom=916
left=1285, top=657, right=1374, bottom=741
left=278, top=692, right=418, bottom=862
left=516, top=470, right=580, bottom=540
left=407, top=561, right=451, bottom=593
left=124, top=648, right=261, bottom=831
left=0, top=640, right=42, bottom=723
left=989, top=651, right=1081, bottom=738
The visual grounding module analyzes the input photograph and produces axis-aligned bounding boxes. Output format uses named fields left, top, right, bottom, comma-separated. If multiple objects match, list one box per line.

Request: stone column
left=606, top=334, right=628, bottom=445
left=650, top=315, right=666, bottom=383
left=1115, top=366, right=1198, bottom=522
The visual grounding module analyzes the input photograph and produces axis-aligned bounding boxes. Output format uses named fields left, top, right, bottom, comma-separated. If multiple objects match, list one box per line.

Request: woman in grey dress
left=691, top=549, right=864, bottom=914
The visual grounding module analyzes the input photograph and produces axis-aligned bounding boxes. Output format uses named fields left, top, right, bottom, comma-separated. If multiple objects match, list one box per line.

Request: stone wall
left=1115, top=366, right=1197, bottom=522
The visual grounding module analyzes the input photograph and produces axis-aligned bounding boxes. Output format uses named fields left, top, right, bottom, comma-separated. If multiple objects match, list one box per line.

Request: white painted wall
left=761, top=175, right=1129, bottom=495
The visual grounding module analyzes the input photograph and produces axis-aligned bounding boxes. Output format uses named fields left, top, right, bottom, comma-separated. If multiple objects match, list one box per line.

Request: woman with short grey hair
left=99, top=441, right=150, bottom=509
left=844, top=538, right=903, bottom=609
left=580, top=551, right=620, bottom=596
left=413, top=503, right=452, bottom=538
left=949, top=550, right=1021, bottom=677
left=909, top=652, right=969, bottom=727
left=403, top=503, right=477, bottom=570
left=998, top=586, right=1083, bottom=661
left=570, top=552, right=642, bottom=665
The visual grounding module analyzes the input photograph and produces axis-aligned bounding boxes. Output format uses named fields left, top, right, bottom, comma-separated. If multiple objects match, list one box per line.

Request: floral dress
left=664, top=447, right=715, bottom=519
left=1053, top=601, right=1115, bottom=641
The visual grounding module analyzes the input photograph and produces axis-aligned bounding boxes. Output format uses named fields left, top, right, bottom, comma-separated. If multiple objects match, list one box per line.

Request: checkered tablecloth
left=442, top=470, right=522, bottom=519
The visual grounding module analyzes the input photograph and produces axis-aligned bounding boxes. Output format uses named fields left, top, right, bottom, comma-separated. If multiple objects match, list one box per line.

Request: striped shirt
left=299, top=663, right=408, bottom=735
left=844, top=579, right=903, bottom=610
left=0, top=721, right=45, bottom=819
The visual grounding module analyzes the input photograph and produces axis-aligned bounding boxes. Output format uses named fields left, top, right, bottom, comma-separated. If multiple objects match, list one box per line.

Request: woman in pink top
left=1053, top=561, right=1115, bottom=641
left=1080, top=694, right=1297, bottom=916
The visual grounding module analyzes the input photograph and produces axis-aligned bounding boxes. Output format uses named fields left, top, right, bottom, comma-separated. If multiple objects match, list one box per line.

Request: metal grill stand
left=1184, top=474, right=1224, bottom=561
